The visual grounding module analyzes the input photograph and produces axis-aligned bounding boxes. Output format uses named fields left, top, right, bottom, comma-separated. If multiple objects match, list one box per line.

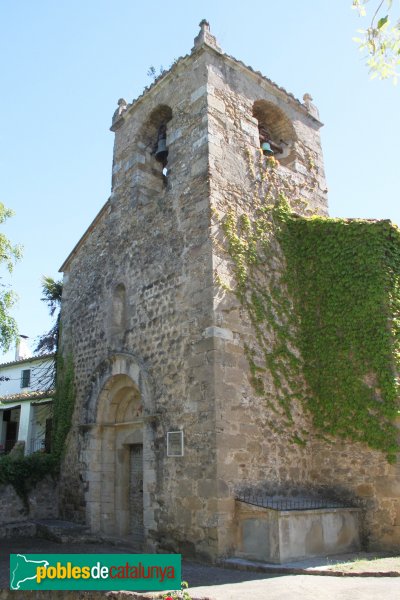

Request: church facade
left=58, top=22, right=399, bottom=560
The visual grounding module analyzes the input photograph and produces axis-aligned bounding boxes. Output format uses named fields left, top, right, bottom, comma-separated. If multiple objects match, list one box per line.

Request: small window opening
left=141, top=105, right=172, bottom=181
left=21, top=369, right=31, bottom=388
left=253, top=100, right=295, bottom=164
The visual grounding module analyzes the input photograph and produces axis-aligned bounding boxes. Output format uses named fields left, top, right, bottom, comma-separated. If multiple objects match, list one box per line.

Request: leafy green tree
left=35, top=276, right=63, bottom=355
left=353, top=0, right=400, bottom=82
left=34, top=276, right=63, bottom=394
left=35, top=276, right=75, bottom=459
left=0, top=203, right=22, bottom=351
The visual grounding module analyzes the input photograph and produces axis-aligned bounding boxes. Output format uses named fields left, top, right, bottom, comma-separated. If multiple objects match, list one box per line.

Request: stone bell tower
left=59, top=21, right=329, bottom=559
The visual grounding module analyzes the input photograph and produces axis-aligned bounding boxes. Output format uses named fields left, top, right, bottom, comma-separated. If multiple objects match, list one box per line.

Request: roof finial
left=193, top=19, right=222, bottom=53
left=199, top=19, right=210, bottom=30
left=303, top=93, right=320, bottom=120
left=111, top=98, right=128, bottom=132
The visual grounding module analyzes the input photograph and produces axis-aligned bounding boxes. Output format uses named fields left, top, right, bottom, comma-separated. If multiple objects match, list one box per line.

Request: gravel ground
left=326, top=555, right=400, bottom=574
left=1, top=537, right=399, bottom=600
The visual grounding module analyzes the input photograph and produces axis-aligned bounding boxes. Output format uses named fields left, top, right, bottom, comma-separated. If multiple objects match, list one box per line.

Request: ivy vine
left=280, top=214, right=400, bottom=461
left=216, top=148, right=399, bottom=460
left=52, top=352, right=75, bottom=459
left=0, top=453, right=58, bottom=508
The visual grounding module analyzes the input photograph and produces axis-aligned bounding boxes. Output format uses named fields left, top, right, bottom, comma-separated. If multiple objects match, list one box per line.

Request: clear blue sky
left=0, top=0, right=399, bottom=361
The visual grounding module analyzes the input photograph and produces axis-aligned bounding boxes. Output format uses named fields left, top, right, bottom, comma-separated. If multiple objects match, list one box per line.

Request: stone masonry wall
left=204, top=47, right=399, bottom=554
left=0, top=477, right=58, bottom=535
left=311, top=429, right=400, bottom=550
left=204, top=48, right=328, bottom=556
left=60, top=49, right=221, bottom=558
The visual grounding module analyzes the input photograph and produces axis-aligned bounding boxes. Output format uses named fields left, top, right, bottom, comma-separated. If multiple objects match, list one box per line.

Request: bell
left=155, top=138, right=168, bottom=163
left=261, top=142, right=274, bottom=155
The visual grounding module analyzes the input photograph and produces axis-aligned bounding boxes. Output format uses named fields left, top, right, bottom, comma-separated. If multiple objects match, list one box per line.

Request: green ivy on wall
left=221, top=203, right=306, bottom=437
left=280, top=214, right=400, bottom=461
left=52, top=352, right=75, bottom=459
left=218, top=150, right=400, bottom=460
left=0, top=453, right=58, bottom=508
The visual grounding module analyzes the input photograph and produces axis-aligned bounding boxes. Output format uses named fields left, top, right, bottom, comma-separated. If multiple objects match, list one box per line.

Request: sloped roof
left=0, top=389, right=55, bottom=404
left=0, top=353, right=55, bottom=369
left=112, top=22, right=315, bottom=127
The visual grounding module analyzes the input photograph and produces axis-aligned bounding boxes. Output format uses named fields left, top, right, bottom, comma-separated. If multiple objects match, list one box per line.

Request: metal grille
left=236, top=492, right=350, bottom=511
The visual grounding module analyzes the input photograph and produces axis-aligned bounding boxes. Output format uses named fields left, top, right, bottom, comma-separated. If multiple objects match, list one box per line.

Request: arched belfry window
left=252, top=101, right=296, bottom=165
left=141, top=105, right=172, bottom=176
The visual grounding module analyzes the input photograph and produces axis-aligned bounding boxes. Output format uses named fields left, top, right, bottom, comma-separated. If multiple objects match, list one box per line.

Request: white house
left=0, top=336, right=55, bottom=456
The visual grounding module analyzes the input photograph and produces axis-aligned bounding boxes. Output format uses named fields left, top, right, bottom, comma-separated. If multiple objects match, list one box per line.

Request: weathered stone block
left=374, top=478, right=400, bottom=498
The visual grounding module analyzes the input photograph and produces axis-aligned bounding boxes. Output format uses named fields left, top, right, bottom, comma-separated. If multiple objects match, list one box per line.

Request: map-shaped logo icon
left=10, top=554, right=49, bottom=590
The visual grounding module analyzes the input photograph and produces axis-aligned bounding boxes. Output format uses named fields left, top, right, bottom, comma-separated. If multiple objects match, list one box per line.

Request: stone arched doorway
left=97, top=374, right=143, bottom=538
left=82, top=354, right=155, bottom=544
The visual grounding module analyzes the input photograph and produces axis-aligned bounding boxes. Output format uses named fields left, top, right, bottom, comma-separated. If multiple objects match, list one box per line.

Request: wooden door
left=129, top=444, right=144, bottom=544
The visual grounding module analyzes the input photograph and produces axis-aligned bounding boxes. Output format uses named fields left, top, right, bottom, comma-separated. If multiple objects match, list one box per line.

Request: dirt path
left=1, top=537, right=399, bottom=600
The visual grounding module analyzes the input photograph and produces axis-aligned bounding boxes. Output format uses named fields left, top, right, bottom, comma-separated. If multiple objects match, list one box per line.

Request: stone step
left=34, top=519, right=99, bottom=544
left=1, top=517, right=146, bottom=550
left=0, top=520, right=36, bottom=539
left=96, top=532, right=144, bottom=552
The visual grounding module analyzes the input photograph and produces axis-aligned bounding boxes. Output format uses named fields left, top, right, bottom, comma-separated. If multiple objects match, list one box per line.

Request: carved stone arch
left=97, top=374, right=141, bottom=424
left=140, top=104, right=173, bottom=149
left=253, top=100, right=297, bottom=164
left=85, top=352, right=154, bottom=424
left=82, top=352, right=155, bottom=541
left=139, top=104, right=173, bottom=179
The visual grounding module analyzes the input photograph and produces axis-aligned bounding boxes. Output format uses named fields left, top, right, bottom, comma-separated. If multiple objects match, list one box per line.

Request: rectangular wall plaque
left=167, top=431, right=184, bottom=457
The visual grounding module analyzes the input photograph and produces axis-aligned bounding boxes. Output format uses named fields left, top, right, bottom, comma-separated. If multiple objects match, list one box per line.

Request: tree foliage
left=0, top=453, right=58, bottom=506
left=35, top=276, right=63, bottom=355
left=0, top=202, right=22, bottom=351
left=353, top=0, right=400, bottom=82
left=34, top=276, right=63, bottom=394
left=34, top=276, right=74, bottom=459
